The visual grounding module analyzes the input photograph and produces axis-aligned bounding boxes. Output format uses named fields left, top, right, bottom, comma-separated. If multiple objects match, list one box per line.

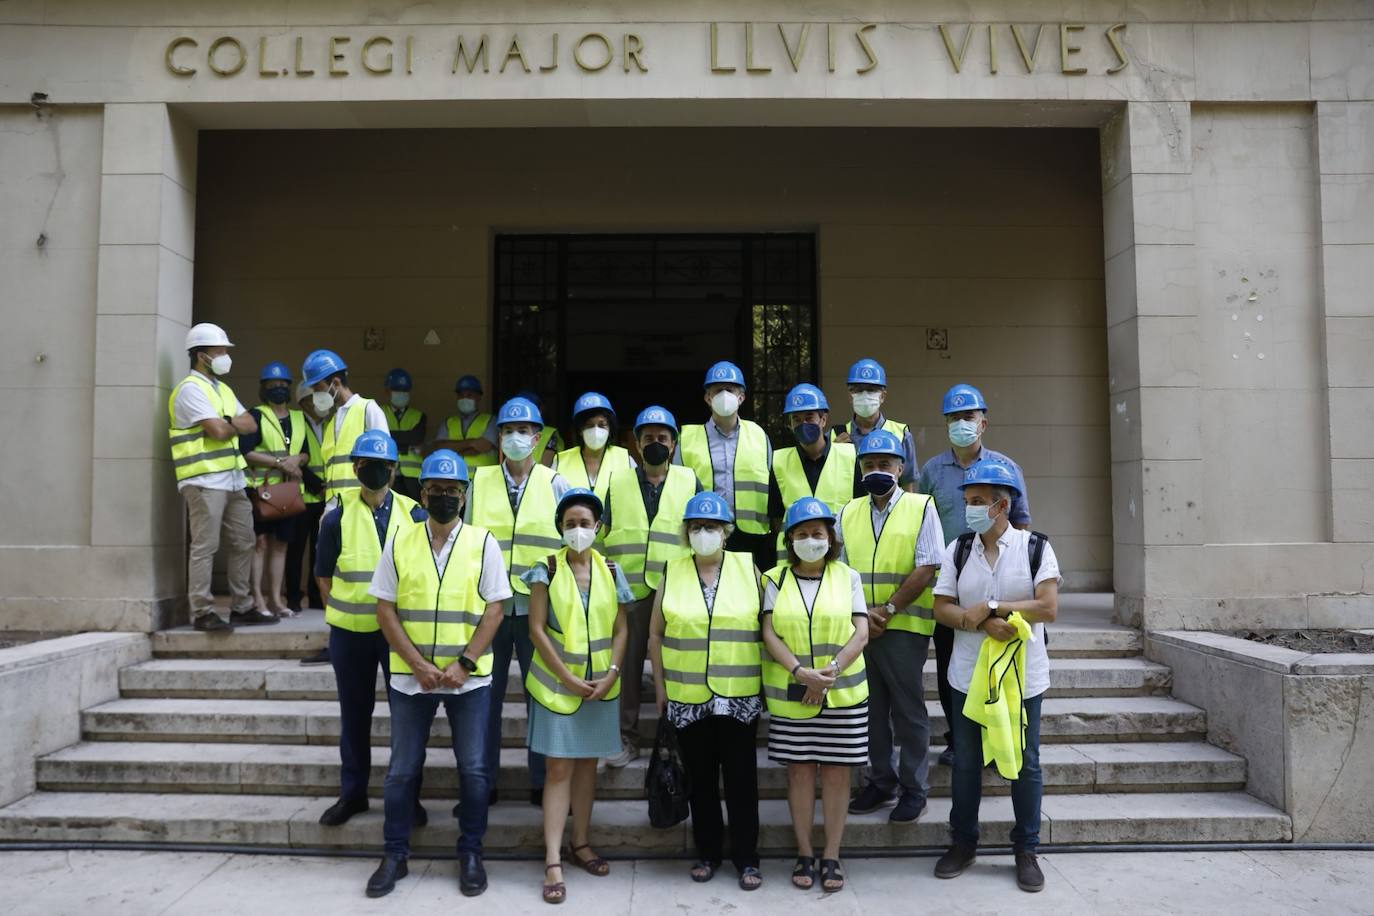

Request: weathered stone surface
left=1043, top=791, right=1292, bottom=844
left=1284, top=672, right=1374, bottom=841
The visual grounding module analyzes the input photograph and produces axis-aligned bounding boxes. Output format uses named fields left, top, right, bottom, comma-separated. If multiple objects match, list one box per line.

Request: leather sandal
left=791, top=856, right=818, bottom=890
left=689, top=861, right=714, bottom=883
left=566, top=844, right=610, bottom=877
left=542, top=864, right=565, bottom=905
left=819, top=858, right=845, bottom=892
left=738, top=865, right=762, bottom=891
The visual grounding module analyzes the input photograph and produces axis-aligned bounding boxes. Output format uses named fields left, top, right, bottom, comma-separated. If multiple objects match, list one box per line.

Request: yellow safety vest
left=325, top=489, right=420, bottom=633
left=248, top=407, right=306, bottom=492
left=443, top=412, right=497, bottom=467
left=388, top=520, right=495, bottom=676
left=386, top=406, right=425, bottom=480
left=301, top=419, right=325, bottom=505
left=761, top=562, right=868, bottom=719
left=602, top=466, right=696, bottom=600
left=469, top=463, right=562, bottom=595
left=679, top=421, right=770, bottom=535
left=831, top=417, right=910, bottom=448
left=554, top=444, right=633, bottom=503
left=838, top=492, right=936, bottom=636
left=963, top=612, right=1034, bottom=779
left=322, top=398, right=380, bottom=499
left=771, top=441, right=857, bottom=562
left=525, top=547, right=622, bottom=714
left=660, top=551, right=762, bottom=703
left=167, top=374, right=248, bottom=482
left=535, top=426, right=559, bottom=464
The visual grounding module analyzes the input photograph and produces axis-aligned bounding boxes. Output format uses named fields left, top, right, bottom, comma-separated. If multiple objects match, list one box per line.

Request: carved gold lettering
left=1105, top=23, right=1129, bottom=74
left=744, top=23, right=771, bottom=73
left=208, top=36, right=246, bottom=77
left=453, top=35, right=489, bottom=73
left=855, top=23, right=878, bottom=74
left=501, top=34, right=530, bottom=73
left=165, top=37, right=197, bottom=76
left=624, top=33, right=647, bottom=72
left=778, top=23, right=811, bottom=72
left=294, top=36, right=314, bottom=76
left=710, top=23, right=735, bottom=73
left=362, top=36, right=393, bottom=74
left=938, top=24, right=974, bottom=73
left=541, top=33, right=559, bottom=72
left=1059, top=23, right=1087, bottom=74
left=574, top=32, right=612, bottom=72
left=329, top=36, right=350, bottom=76
left=1010, top=24, right=1043, bottom=73
left=257, top=36, right=278, bottom=77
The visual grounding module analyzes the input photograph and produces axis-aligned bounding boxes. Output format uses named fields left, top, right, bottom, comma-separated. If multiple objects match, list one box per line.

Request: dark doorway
left=493, top=233, right=817, bottom=447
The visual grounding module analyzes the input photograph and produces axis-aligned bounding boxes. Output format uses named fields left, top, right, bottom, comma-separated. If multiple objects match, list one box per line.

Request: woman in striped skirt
left=761, top=497, right=870, bottom=893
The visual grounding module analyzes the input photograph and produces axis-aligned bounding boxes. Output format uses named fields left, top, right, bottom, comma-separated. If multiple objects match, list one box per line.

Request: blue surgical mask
left=949, top=419, right=981, bottom=448
left=965, top=501, right=1002, bottom=535
left=792, top=421, right=822, bottom=446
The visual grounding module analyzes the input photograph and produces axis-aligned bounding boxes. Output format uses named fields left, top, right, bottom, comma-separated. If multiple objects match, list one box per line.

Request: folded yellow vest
left=961, top=612, right=1034, bottom=780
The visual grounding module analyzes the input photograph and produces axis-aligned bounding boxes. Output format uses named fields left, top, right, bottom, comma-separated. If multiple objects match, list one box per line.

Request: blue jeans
left=948, top=690, right=1043, bottom=853
left=384, top=685, right=492, bottom=857
left=484, top=613, right=545, bottom=791
left=329, top=625, right=390, bottom=802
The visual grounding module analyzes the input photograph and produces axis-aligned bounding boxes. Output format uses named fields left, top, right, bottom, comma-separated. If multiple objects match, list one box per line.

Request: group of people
left=168, top=323, right=1062, bottom=901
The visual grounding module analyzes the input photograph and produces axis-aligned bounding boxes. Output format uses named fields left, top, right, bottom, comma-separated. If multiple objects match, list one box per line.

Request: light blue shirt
left=672, top=419, right=773, bottom=509
left=917, top=445, right=1031, bottom=547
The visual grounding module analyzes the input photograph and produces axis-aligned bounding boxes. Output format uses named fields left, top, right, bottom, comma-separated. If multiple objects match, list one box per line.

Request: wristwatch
left=987, top=599, right=1001, bottom=619
left=882, top=602, right=896, bottom=618
left=457, top=655, right=478, bottom=673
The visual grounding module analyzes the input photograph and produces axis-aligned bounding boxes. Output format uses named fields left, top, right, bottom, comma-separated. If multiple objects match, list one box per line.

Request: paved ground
left=2, top=848, right=1372, bottom=915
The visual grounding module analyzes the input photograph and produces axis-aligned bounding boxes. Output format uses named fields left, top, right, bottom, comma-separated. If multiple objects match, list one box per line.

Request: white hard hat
left=185, top=323, right=233, bottom=350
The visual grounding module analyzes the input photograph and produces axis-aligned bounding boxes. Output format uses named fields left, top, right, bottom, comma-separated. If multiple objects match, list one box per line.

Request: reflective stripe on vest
left=386, top=406, right=425, bottom=479
left=325, top=489, right=419, bottom=632
left=679, top=420, right=771, bottom=535
left=660, top=551, right=762, bottom=703
left=526, top=547, right=621, bottom=715
left=771, top=441, right=857, bottom=562
left=601, top=465, right=696, bottom=600
left=248, top=407, right=306, bottom=494
left=389, top=520, right=494, bottom=675
left=444, top=413, right=497, bottom=467
left=838, top=492, right=935, bottom=635
left=470, top=463, right=561, bottom=595
left=322, top=399, right=378, bottom=498
left=167, top=374, right=249, bottom=482
left=554, top=444, right=632, bottom=504
left=761, top=562, right=868, bottom=719
left=301, top=420, right=325, bottom=505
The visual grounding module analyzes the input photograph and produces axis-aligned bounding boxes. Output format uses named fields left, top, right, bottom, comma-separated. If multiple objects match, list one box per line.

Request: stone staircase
left=0, top=595, right=1292, bottom=852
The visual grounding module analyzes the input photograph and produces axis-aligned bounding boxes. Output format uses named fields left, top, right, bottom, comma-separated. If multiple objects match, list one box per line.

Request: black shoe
left=1015, top=853, right=1044, bottom=893
left=286, top=600, right=303, bottom=613
left=847, top=783, right=896, bottom=815
left=193, top=614, right=234, bottom=633
left=318, top=796, right=368, bottom=826
left=889, top=793, right=927, bottom=823
left=934, top=843, right=977, bottom=879
left=530, top=787, right=543, bottom=808
left=937, top=747, right=955, bottom=767
left=365, top=854, right=408, bottom=898
left=459, top=851, right=488, bottom=896
left=299, top=648, right=330, bottom=666
left=413, top=801, right=428, bottom=827
left=452, top=787, right=498, bottom=818
left=230, top=608, right=280, bottom=626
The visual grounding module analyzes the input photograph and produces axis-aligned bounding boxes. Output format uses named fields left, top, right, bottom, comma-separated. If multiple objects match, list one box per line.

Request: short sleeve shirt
left=171, top=371, right=247, bottom=492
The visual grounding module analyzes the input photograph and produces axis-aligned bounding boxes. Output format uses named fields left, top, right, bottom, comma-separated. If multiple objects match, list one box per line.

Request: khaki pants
left=183, top=485, right=255, bottom=620
left=618, top=593, right=656, bottom=744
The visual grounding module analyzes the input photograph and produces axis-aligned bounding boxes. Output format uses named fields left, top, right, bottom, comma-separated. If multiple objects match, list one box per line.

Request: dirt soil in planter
left=1230, top=629, right=1374, bottom=654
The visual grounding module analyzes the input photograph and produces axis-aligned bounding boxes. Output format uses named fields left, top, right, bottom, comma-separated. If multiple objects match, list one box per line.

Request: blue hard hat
left=959, top=459, right=1022, bottom=497
left=385, top=368, right=413, bottom=391
left=847, top=358, right=888, bottom=387
left=784, top=496, right=836, bottom=533
left=682, top=491, right=734, bottom=524
left=260, top=361, right=292, bottom=382
left=301, top=349, right=347, bottom=386
left=572, top=391, right=615, bottom=420
left=496, top=396, right=543, bottom=428
left=556, top=486, right=604, bottom=524
left=420, top=449, right=468, bottom=483
left=703, top=360, right=746, bottom=389
left=454, top=374, right=483, bottom=394
left=942, top=383, right=988, bottom=415
left=633, top=405, right=678, bottom=435
left=350, top=429, right=398, bottom=462
left=856, top=429, right=904, bottom=460
left=783, top=383, right=828, bottom=414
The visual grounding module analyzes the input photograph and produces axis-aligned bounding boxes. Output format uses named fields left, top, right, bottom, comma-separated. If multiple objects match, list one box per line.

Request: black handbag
left=645, top=718, right=691, bottom=829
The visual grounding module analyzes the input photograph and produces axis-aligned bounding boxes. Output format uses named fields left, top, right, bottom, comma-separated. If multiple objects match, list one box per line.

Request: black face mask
left=642, top=441, right=671, bottom=466
left=793, top=422, right=822, bottom=446
left=356, top=462, right=393, bottom=492
left=426, top=494, right=462, bottom=524
left=862, top=471, right=897, bottom=496
left=264, top=387, right=291, bottom=405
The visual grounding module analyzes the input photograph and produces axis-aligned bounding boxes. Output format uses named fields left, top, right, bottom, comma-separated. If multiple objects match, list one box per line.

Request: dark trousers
left=949, top=690, right=1043, bottom=853
left=329, top=625, right=389, bottom=802
left=934, top=622, right=956, bottom=750
left=484, top=612, right=546, bottom=791
left=725, top=528, right=775, bottom=578
left=863, top=630, right=931, bottom=799
left=677, top=716, right=761, bottom=871
left=285, top=501, right=324, bottom=609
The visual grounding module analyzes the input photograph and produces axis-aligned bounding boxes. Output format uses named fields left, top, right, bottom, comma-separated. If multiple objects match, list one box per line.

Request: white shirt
left=836, top=489, right=947, bottom=570
left=333, top=392, right=390, bottom=440
left=369, top=520, right=513, bottom=696
left=762, top=566, right=867, bottom=617
left=932, top=526, right=1062, bottom=699
left=171, top=370, right=247, bottom=492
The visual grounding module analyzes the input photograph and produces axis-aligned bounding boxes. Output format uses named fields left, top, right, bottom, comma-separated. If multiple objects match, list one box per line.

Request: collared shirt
left=603, top=465, right=702, bottom=530
left=171, top=370, right=247, bottom=492
left=917, top=445, right=1031, bottom=546
left=314, top=490, right=428, bottom=579
left=836, top=488, right=947, bottom=570
left=463, top=461, right=571, bottom=616
left=331, top=392, right=389, bottom=440
left=672, top=419, right=774, bottom=508
left=840, top=413, right=918, bottom=486
left=932, top=525, right=1061, bottom=699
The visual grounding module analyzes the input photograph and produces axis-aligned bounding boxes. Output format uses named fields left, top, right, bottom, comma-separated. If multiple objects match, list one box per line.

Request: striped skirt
left=766, top=701, right=869, bottom=767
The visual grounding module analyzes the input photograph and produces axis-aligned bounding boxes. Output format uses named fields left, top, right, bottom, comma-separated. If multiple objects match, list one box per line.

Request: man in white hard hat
left=168, top=323, right=277, bottom=631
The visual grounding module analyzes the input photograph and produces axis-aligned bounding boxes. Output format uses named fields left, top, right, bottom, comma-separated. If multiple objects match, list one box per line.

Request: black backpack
left=952, top=530, right=1051, bottom=641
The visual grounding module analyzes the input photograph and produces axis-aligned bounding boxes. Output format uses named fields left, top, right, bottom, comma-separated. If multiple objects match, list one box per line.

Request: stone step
left=35, top=740, right=1247, bottom=799
left=0, top=789, right=1293, bottom=850
left=80, top=696, right=1208, bottom=747
left=119, top=655, right=1172, bottom=701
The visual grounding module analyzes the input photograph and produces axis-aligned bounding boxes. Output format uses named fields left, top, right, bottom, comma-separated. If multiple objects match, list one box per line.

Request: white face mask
left=207, top=353, right=233, bottom=376
left=793, top=536, right=829, bottom=563
left=948, top=419, right=981, bottom=448
left=390, top=391, right=410, bottom=409
left=582, top=426, right=610, bottom=450
left=710, top=390, right=741, bottom=417
left=688, top=528, right=724, bottom=557
left=502, top=431, right=535, bottom=461
left=311, top=390, right=335, bottom=416
left=457, top=397, right=477, bottom=414
left=562, top=527, right=596, bottom=553
left=851, top=391, right=882, bottom=418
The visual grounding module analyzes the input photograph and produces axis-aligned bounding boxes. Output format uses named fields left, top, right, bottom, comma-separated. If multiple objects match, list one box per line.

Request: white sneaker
left=605, top=739, right=640, bottom=769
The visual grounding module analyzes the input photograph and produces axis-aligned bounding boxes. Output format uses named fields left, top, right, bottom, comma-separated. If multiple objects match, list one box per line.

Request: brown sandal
left=566, top=844, right=610, bottom=877
left=542, top=864, right=566, bottom=904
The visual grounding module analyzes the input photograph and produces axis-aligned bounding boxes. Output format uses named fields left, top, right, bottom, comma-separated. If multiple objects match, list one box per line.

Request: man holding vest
left=601, top=405, right=698, bottom=768
left=832, top=359, right=919, bottom=491
left=169, top=323, right=272, bottom=632
left=430, top=374, right=498, bottom=469
left=302, top=349, right=389, bottom=504
left=285, top=380, right=328, bottom=616
left=769, top=383, right=861, bottom=563
left=314, top=429, right=425, bottom=828
left=467, top=396, right=570, bottom=806
left=383, top=368, right=426, bottom=502
left=367, top=449, right=510, bottom=898
left=917, top=383, right=1032, bottom=767
left=676, top=361, right=773, bottom=571
left=840, top=430, right=945, bottom=823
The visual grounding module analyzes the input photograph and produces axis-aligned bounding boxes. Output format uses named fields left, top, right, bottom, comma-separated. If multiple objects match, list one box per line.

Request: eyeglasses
left=424, top=486, right=465, bottom=498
